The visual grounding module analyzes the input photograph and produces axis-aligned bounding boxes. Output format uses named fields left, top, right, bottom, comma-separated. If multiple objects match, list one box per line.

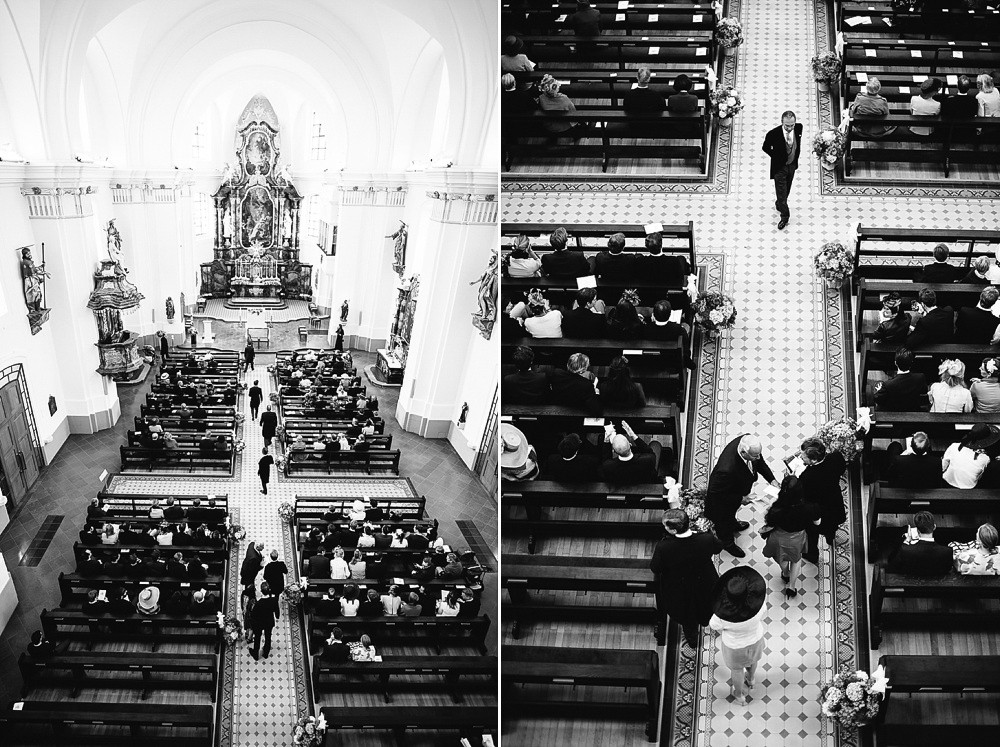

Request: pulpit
left=87, top=258, right=144, bottom=377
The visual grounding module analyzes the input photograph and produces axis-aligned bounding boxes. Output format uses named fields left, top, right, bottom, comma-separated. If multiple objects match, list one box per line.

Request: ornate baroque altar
left=200, top=94, right=312, bottom=309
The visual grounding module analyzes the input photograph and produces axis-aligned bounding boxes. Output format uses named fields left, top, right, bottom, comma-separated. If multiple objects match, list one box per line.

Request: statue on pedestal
left=386, top=221, right=408, bottom=279
left=165, top=297, right=175, bottom=321
left=19, top=245, right=51, bottom=335
left=340, top=299, right=349, bottom=323
left=470, top=250, right=498, bottom=340
left=106, top=218, right=123, bottom=262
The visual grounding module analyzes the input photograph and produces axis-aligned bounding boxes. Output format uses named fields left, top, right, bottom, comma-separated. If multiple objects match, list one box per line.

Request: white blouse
left=709, top=603, right=767, bottom=648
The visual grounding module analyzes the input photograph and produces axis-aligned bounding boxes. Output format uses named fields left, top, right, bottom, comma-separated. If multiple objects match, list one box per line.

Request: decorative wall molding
left=20, top=187, right=96, bottom=219
left=339, top=186, right=407, bottom=207
left=428, top=195, right=498, bottom=225
left=110, top=183, right=179, bottom=204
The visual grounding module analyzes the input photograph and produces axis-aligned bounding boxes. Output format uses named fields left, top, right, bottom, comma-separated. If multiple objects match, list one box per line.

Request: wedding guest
left=339, top=584, right=361, bottom=617
left=762, top=476, right=820, bottom=597
left=347, top=549, right=367, bottom=579
left=262, top=550, right=287, bottom=595
left=400, top=592, right=423, bottom=616
left=942, top=424, right=999, bottom=488
left=561, top=288, right=608, bottom=338
left=594, top=233, right=635, bottom=279
left=505, top=235, right=542, bottom=277
left=905, top=288, right=955, bottom=348
left=349, top=634, right=377, bottom=662
left=548, top=353, right=600, bottom=412
left=873, top=348, right=929, bottom=411
left=871, top=293, right=910, bottom=345
left=960, top=256, right=992, bottom=285
left=436, top=590, right=462, bottom=617
left=330, top=547, right=350, bottom=579
left=928, top=359, right=973, bottom=413
left=537, top=75, right=582, bottom=135
left=543, top=433, right=601, bottom=482
left=971, top=358, right=1000, bottom=413
left=540, top=227, right=590, bottom=278
left=599, top=356, right=646, bottom=409
left=667, top=74, right=700, bottom=112
left=798, top=438, right=847, bottom=565
left=357, top=589, right=383, bottom=617
left=522, top=293, right=564, bottom=338
left=976, top=73, right=1000, bottom=117
left=708, top=567, right=768, bottom=707
left=887, top=512, right=953, bottom=576
left=919, top=243, right=963, bottom=283
left=381, top=585, right=403, bottom=615
left=849, top=77, right=896, bottom=138
left=950, top=523, right=1000, bottom=575
left=908, top=78, right=941, bottom=137
left=500, top=35, right=536, bottom=83
left=705, top=434, right=777, bottom=558
left=501, top=424, right=540, bottom=481
left=623, top=66, right=666, bottom=112
left=957, top=286, right=1000, bottom=344
left=884, top=432, right=943, bottom=489
left=600, top=421, right=662, bottom=484
left=502, top=73, right=537, bottom=114
left=248, top=582, right=279, bottom=660
left=606, top=300, right=644, bottom=340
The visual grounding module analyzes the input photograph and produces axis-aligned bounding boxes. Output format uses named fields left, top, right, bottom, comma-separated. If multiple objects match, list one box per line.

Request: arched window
left=193, top=193, right=212, bottom=237
left=309, top=111, right=327, bottom=162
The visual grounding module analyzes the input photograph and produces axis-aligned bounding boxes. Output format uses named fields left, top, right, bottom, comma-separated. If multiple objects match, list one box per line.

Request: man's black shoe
left=723, top=544, right=746, bottom=558
left=777, top=218, right=789, bottom=230
left=735, top=521, right=750, bottom=532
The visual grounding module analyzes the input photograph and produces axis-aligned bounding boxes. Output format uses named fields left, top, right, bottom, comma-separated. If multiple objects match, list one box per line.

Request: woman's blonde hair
left=865, top=77, right=882, bottom=95
left=978, top=523, right=999, bottom=551
left=334, top=546, right=345, bottom=558
left=977, top=73, right=995, bottom=93
left=539, top=74, right=561, bottom=97
left=937, top=359, right=966, bottom=388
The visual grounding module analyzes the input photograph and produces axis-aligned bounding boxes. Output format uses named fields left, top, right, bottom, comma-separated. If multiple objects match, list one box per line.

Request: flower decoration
left=814, top=241, right=854, bottom=284
left=716, top=17, right=744, bottom=48
left=217, top=612, right=243, bottom=645
left=234, top=440, right=246, bottom=453
left=820, top=667, right=887, bottom=728
left=811, top=51, right=843, bottom=85
left=619, top=289, right=642, bottom=307
left=277, top=501, right=295, bottom=523
left=269, top=392, right=280, bottom=403
left=812, top=128, right=847, bottom=165
left=228, top=524, right=246, bottom=542
left=282, top=580, right=307, bottom=606
left=709, top=86, right=743, bottom=120
left=816, top=415, right=863, bottom=463
left=292, top=713, right=328, bottom=747
left=677, top=486, right=714, bottom=532
left=691, top=291, right=737, bottom=332
left=235, top=413, right=245, bottom=424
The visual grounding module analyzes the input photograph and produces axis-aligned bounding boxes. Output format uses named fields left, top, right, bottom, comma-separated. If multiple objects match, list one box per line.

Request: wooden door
left=0, top=381, right=40, bottom=509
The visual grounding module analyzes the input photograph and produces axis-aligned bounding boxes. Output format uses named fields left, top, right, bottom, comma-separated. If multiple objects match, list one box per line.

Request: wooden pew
left=308, top=615, right=492, bottom=656
left=95, top=491, right=229, bottom=518
left=319, top=705, right=497, bottom=744
left=503, top=481, right=666, bottom=554
left=868, top=564, right=1000, bottom=647
left=304, top=579, right=470, bottom=614
left=282, top=418, right=386, bottom=437
left=517, top=69, right=713, bottom=108
left=840, top=0, right=1000, bottom=39
left=18, top=650, right=219, bottom=701
left=295, top=494, right=426, bottom=520
left=119, top=445, right=234, bottom=475
left=852, top=225, right=1000, bottom=279
left=0, top=700, right=215, bottom=746
left=502, top=554, right=657, bottom=638
left=508, top=3, right=718, bottom=36
left=312, top=655, right=498, bottom=701
left=133, top=415, right=236, bottom=434
left=283, top=448, right=400, bottom=475
left=126, top=432, right=235, bottom=449
left=503, top=645, right=660, bottom=742
left=519, top=34, right=715, bottom=68
left=859, top=340, right=1000, bottom=403
left=58, top=572, right=224, bottom=605
left=72, top=542, right=228, bottom=566
left=873, top=654, right=1000, bottom=745
left=41, top=607, right=221, bottom=649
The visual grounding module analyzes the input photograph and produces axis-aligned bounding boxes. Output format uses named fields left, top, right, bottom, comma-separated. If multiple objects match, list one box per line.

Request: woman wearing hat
left=137, top=586, right=161, bottom=615
left=500, top=423, right=539, bottom=481
left=871, top=293, right=910, bottom=345
left=971, top=357, right=1000, bottom=413
left=709, top=566, right=768, bottom=706
left=928, top=359, right=973, bottom=413
left=942, top=423, right=1000, bottom=489
left=500, top=35, right=536, bottom=88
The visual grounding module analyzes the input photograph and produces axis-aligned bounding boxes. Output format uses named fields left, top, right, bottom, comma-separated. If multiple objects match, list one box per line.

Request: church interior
left=0, top=1, right=498, bottom=745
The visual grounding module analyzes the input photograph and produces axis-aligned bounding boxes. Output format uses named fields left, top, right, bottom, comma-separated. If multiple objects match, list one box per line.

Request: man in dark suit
left=548, top=353, right=601, bottom=413
left=87, top=497, right=110, bottom=520
left=600, top=421, right=662, bottom=483
left=593, top=232, right=636, bottom=280
left=937, top=75, right=979, bottom=119
left=667, top=74, right=700, bottom=112
left=623, top=66, right=666, bottom=113
left=374, top=526, right=393, bottom=550
left=566, top=0, right=601, bottom=37
left=761, top=110, right=803, bottom=230
left=248, top=583, right=280, bottom=660
left=644, top=300, right=693, bottom=368
left=540, top=227, right=591, bottom=278
left=886, top=512, right=953, bottom=576
left=918, top=243, right=964, bottom=283
left=956, top=286, right=1000, bottom=343
left=166, top=552, right=189, bottom=579
left=873, top=348, right=929, bottom=411
left=502, top=345, right=549, bottom=404
left=262, top=551, right=287, bottom=595
left=502, top=73, right=536, bottom=113
left=258, top=447, right=274, bottom=495
left=905, top=288, right=955, bottom=348
left=544, top=433, right=602, bottom=482
left=163, top=497, right=184, bottom=521
left=107, top=586, right=134, bottom=617
left=189, top=589, right=216, bottom=616
left=562, top=288, right=609, bottom=338
left=186, top=499, right=207, bottom=525
left=305, top=550, right=331, bottom=579
left=248, top=380, right=263, bottom=421
left=260, top=405, right=278, bottom=447
left=705, top=433, right=777, bottom=557
left=649, top=509, right=723, bottom=647
left=884, top=432, right=943, bottom=488
left=406, top=526, right=431, bottom=550
left=321, top=627, right=351, bottom=662
left=83, top=589, right=110, bottom=614
left=78, top=549, right=104, bottom=577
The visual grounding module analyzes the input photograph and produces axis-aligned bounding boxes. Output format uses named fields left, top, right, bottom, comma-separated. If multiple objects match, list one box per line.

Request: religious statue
left=105, top=219, right=123, bottom=262
left=469, top=250, right=498, bottom=340
left=165, top=296, right=175, bottom=321
left=386, top=221, right=408, bottom=279
left=458, top=402, right=469, bottom=426
left=340, top=299, right=349, bottom=323
left=19, top=246, right=50, bottom=314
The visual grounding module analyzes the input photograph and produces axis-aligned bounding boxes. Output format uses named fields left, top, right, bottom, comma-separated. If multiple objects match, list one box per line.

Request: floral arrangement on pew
left=619, top=289, right=642, bottom=307
left=269, top=392, right=280, bottom=403
left=234, top=413, right=245, bottom=425
left=810, top=51, right=843, bottom=91
left=266, top=364, right=276, bottom=374
left=227, top=523, right=246, bottom=542
left=676, top=485, right=715, bottom=533
left=692, top=290, right=737, bottom=336
left=813, top=129, right=847, bottom=171
left=716, top=17, right=744, bottom=51
left=709, top=87, right=743, bottom=124
left=292, top=713, right=327, bottom=747
left=814, top=241, right=855, bottom=287
left=816, top=415, right=864, bottom=463
left=282, top=578, right=308, bottom=606
left=233, top=440, right=246, bottom=454
left=216, top=612, right=243, bottom=645
left=820, top=666, right=888, bottom=728
left=277, top=501, right=295, bottom=523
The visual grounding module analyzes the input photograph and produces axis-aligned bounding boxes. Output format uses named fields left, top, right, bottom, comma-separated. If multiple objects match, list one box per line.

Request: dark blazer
left=905, top=307, right=955, bottom=347
left=322, top=640, right=352, bottom=662
left=263, top=560, right=288, bottom=594
left=798, top=452, right=848, bottom=533
left=502, top=371, right=550, bottom=404
left=306, top=553, right=331, bottom=579
left=872, top=312, right=911, bottom=345
left=258, top=454, right=274, bottom=478
left=874, top=372, right=929, bottom=412
left=547, top=369, right=600, bottom=413
left=260, top=411, right=278, bottom=439
left=938, top=91, right=979, bottom=119
left=248, top=386, right=263, bottom=405
left=667, top=91, right=700, bottom=112
left=600, top=437, right=658, bottom=483
left=163, top=505, right=185, bottom=521
left=561, top=307, right=609, bottom=338
left=502, top=88, right=537, bottom=114
left=886, top=451, right=944, bottom=489
left=544, top=452, right=602, bottom=483
left=887, top=539, right=953, bottom=576
left=959, top=269, right=991, bottom=285
left=636, top=254, right=690, bottom=286
left=541, top=250, right=591, bottom=278
left=623, top=87, right=666, bottom=113
left=649, top=532, right=723, bottom=626
left=643, top=320, right=692, bottom=367
left=250, top=595, right=280, bottom=631
left=919, top=262, right=964, bottom=283
left=955, top=306, right=999, bottom=343
left=761, top=123, right=803, bottom=178
left=593, top=251, right=636, bottom=280
left=705, top=435, right=777, bottom=524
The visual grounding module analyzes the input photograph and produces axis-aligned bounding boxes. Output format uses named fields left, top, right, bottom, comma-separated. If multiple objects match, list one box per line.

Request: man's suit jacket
left=887, top=539, right=953, bottom=576
left=649, top=532, right=723, bottom=625
left=561, top=307, right=609, bottom=338
left=541, top=250, right=591, bottom=278
left=306, top=553, right=331, bottom=579
left=886, top=452, right=944, bottom=489
left=593, top=251, right=636, bottom=280
left=623, top=87, right=666, bottom=113
left=919, top=262, right=963, bottom=283
left=874, top=372, right=929, bottom=411
left=250, top=595, right=280, bottom=631
left=547, top=368, right=600, bottom=413
left=955, top=306, right=999, bottom=343
left=163, top=505, right=185, bottom=521
left=322, top=640, right=352, bottom=662
left=248, top=386, right=263, bottom=405
left=263, top=561, right=287, bottom=594
left=906, top=307, right=955, bottom=347
left=761, top=123, right=803, bottom=178
left=544, top=452, right=602, bottom=483
left=600, top=437, right=658, bottom=483
left=667, top=91, right=699, bottom=112
left=643, top=321, right=692, bottom=367
left=502, top=371, right=549, bottom=404
left=705, top=435, right=776, bottom=521
left=260, top=411, right=278, bottom=438
left=938, top=91, right=979, bottom=119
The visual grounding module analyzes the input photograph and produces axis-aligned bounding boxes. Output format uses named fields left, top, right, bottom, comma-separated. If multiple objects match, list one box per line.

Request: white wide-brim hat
left=500, top=423, right=530, bottom=469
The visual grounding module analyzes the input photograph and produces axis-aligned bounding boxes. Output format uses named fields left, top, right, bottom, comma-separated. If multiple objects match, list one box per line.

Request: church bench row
left=842, top=70, right=1000, bottom=106
left=119, top=445, right=235, bottom=475
left=866, top=482, right=1000, bottom=562
left=873, top=654, right=1000, bottom=746
left=287, top=434, right=392, bottom=452
left=505, top=4, right=718, bottom=36
left=851, top=225, right=1000, bottom=278
left=282, top=417, right=385, bottom=435
left=502, top=554, right=658, bottom=639
left=41, top=607, right=221, bottom=649
left=859, top=340, right=1000, bottom=405
left=278, top=389, right=367, bottom=406
left=140, top=403, right=237, bottom=419
left=852, top=280, right=991, bottom=350
left=839, top=2, right=1000, bottom=39
left=278, top=406, right=376, bottom=421
left=309, top=614, right=493, bottom=656
left=283, top=448, right=400, bottom=476
left=59, top=572, right=224, bottom=605
left=312, top=655, right=498, bottom=701
left=154, top=371, right=240, bottom=384
left=504, top=276, right=694, bottom=310
left=502, top=645, right=660, bottom=743
left=845, top=114, right=1000, bottom=178
left=504, top=400, right=682, bottom=441
left=869, top=564, right=1000, bottom=648
left=503, top=335, right=689, bottom=372
left=126, top=431, right=235, bottom=449
left=73, top=541, right=228, bottom=564
left=18, top=650, right=219, bottom=701
left=518, top=68, right=713, bottom=106
left=0, top=700, right=214, bottom=747
left=502, top=109, right=709, bottom=172
left=297, top=546, right=448, bottom=577
left=501, top=220, right=698, bottom=270
left=841, top=39, right=1000, bottom=83
left=304, top=578, right=472, bottom=611
left=519, top=34, right=716, bottom=68
left=95, top=491, right=229, bottom=517
left=294, top=494, right=425, bottom=520
left=134, top=415, right=237, bottom=433
left=318, top=705, right=497, bottom=745
left=501, top=360, right=684, bottom=405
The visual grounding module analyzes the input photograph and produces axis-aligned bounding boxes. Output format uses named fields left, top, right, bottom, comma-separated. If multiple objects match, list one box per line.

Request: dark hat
left=712, top=566, right=766, bottom=623
left=503, top=35, right=524, bottom=55
left=962, top=423, right=1000, bottom=451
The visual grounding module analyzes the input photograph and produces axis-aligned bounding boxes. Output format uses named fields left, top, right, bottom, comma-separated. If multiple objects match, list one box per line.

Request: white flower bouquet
left=709, top=86, right=743, bottom=120
left=816, top=415, right=863, bottom=463
left=292, top=713, right=327, bottom=747
left=812, top=128, right=847, bottom=165
left=820, top=667, right=888, bottom=728
left=217, top=611, right=243, bottom=645
left=814, top=241, right=855, bottom=284
left=692, top=291, right=737, bottom=332
left=277, top=501, right=295, bottom=523
left=716, top=17, right=744, bottom=48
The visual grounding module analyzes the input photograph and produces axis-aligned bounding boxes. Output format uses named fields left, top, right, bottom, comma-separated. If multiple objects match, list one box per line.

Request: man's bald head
left=737, top=435, right=763, bottom=460
left=611, top=435, right=633, bottom=458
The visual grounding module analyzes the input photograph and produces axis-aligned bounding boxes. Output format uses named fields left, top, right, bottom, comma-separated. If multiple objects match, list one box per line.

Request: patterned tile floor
left=502, top=0, right=996, bottom=744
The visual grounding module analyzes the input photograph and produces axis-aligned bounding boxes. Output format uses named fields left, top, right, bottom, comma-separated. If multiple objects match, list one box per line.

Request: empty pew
left=312, top=655, right=498, bottom=701
left=319, top=705, right=497, bottom=745
left=309, top=615, right=492, bottom=656
left=283, top=449, right=400, bottom=475
left=41, top=607, right=222, bottom=650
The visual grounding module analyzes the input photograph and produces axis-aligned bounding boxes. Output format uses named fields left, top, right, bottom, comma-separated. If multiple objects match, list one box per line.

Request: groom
left=762, top=111, right=803, bottom=231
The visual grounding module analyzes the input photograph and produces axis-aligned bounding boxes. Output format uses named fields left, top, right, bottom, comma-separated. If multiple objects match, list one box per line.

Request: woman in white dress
left=708, top=567, right=768, bottom=707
